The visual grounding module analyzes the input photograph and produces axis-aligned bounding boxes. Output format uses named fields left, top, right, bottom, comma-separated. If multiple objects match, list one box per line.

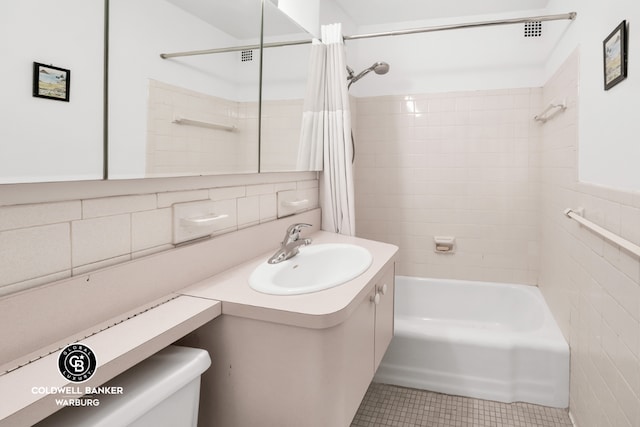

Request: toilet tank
left=36, top=345, right=211, bottom=427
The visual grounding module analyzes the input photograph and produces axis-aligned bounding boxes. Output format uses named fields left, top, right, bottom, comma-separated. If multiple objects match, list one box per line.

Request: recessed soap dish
left=434, top=236, right=455, bottom=253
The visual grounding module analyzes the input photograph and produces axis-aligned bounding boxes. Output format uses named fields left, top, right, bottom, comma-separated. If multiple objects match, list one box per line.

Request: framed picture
left=603, top=20, right=628, bottom=90
left=32, top=62, right=71, bottom=101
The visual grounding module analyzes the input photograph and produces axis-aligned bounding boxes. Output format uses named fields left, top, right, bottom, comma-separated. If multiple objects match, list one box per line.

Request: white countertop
left=180, top=231, right=399, bottom=329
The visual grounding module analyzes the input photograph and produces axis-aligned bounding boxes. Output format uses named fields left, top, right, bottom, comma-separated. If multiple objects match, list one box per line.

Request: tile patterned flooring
left=351, top=383, right=573, bottom=427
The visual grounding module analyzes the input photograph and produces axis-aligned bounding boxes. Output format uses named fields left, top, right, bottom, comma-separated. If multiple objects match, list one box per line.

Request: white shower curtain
left=319, top=23, right=356, bottom=236
left=296, top=39, right=326, bottom=171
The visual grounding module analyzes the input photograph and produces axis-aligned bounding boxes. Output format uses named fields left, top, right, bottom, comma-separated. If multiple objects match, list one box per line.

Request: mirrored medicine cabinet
left=0, top=0, right=318, bottom=185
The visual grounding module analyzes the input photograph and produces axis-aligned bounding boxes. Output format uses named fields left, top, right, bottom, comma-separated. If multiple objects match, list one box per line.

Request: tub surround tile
left=354, top=87, right=540, bottom=286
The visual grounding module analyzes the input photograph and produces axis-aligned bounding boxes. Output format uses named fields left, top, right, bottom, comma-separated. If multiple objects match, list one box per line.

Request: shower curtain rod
left=160, top=12, right=576, bottom=59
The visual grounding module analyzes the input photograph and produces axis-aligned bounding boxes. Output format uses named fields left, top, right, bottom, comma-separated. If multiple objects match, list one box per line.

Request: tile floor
left=351, top=383, right=573, bottom=427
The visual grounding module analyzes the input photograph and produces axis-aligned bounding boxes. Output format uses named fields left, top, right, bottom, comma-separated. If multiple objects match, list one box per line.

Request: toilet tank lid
left=34, top=345, right=211, bottom=427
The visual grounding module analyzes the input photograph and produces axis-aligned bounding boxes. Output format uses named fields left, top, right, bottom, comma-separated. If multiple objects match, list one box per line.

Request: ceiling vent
left=241, top=50, right=253, bottom=62
left=524, top=21, right=542, bottom=37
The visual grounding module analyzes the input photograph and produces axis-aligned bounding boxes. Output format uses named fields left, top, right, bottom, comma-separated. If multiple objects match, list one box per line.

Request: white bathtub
left=374, top=276, right=569, bottom=408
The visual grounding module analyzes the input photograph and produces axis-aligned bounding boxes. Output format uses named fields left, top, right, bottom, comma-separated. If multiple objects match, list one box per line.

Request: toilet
left=36, top=345, right=211, bottom=427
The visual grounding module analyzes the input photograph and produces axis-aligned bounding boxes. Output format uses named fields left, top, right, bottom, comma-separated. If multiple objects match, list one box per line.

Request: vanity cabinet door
left=374, top=265, right=395, bottom=371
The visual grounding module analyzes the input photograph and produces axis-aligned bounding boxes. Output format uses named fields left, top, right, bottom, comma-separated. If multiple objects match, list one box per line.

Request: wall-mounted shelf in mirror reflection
left=172, top=117, right=237, bottom=132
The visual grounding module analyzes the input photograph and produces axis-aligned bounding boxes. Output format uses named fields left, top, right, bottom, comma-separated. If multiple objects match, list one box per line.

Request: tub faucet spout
left=268, top=223, right=312, bottom=264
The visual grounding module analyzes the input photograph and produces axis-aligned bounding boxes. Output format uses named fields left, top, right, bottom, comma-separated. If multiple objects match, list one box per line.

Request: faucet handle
left=285, top=223, right=312, bottom=241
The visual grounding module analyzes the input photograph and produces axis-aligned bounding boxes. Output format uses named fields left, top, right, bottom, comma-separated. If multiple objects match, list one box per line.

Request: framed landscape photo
left=32, top=62, right=71, bottom=101
left=603, top=20, right=628, bottom=90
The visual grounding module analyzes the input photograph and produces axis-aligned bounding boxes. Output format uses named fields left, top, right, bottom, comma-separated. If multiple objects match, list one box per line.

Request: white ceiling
left=333, top=0, right=550, bottom=26
left=164, top=0, right=551, bottom=40
left=165, top=0, right=306, bottom=40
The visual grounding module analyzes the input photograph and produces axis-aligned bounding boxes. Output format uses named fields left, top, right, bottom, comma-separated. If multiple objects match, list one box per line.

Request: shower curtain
left=318, top=23, right=356, bottom=236
left=296, top=39, right=325, bottom=171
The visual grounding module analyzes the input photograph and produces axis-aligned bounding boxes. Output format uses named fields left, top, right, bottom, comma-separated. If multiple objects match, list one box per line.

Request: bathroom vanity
left=178, top=231, right=397, bottom=427
left=0, top=209, right=397, bottom=426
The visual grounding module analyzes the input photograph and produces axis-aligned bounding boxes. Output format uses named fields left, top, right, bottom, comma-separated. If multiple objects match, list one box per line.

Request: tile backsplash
left=0, top=177, right=318, bottom=296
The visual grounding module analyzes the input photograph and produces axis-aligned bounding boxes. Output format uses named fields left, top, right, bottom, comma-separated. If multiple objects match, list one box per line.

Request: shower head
left=371, top=61, right=390, bottom=75
left=347, top=61, right=390, bottom=88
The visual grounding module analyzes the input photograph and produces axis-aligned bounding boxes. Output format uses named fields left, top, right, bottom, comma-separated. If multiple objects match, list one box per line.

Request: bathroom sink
left=249, top=243, right=373, bottom=295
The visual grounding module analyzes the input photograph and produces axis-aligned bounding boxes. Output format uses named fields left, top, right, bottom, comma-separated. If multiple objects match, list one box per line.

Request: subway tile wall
left=0, top=178, right=319, bottom=296
left=354, top=88, right=542, bottom=284
left=538, top=50, right=640, bottom=427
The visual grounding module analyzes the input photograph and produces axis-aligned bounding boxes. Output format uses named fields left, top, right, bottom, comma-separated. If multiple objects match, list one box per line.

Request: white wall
left=0, top=0, right=104, bottom=183
left=545, top=0, right=640, bottom=191
left=108, top=0, right=261, bottom=179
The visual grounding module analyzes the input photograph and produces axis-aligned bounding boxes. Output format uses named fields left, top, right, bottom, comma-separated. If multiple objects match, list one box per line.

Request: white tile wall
left=146, top=80, right=259, bottom=176
left=0, top=178, right=319, bottom=295
left=260, top=99, right=305, bottom=172
left=354, top=89, right=541, bottom=284
left=147, top=82, right=305, bottom=175
left=538, top=49, right=640, bottom=427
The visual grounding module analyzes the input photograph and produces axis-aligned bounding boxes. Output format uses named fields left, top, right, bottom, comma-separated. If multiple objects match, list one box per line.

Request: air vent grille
left=524, top=21, right=542, bottom=37
left=241, top=50, right=253, bottom=62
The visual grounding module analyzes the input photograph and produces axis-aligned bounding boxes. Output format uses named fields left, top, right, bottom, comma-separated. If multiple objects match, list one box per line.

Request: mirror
left=260, top=1, right=318, bottom=172
left=107, top=0, right=262, bottom=179
left=0, top=0, right=105, bottom=184
left=0, top=0, right=319, bottom=184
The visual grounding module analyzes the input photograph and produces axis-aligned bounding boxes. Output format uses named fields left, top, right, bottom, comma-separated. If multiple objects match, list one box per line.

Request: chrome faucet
left=267, top=223, right=313, bottom=264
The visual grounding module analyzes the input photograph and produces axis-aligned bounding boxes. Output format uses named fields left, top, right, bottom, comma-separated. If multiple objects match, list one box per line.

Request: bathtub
left=373, top=276, right=569, bottom=408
